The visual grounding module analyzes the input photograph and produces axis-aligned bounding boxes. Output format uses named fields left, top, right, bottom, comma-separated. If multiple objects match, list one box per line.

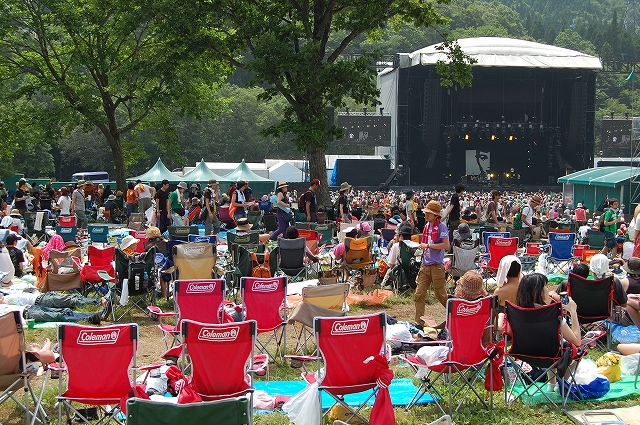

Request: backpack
left=513, top=206, right=523, bottom=230
left=298, top=190, right=311, bottom=213
left=128, top=254, right=147, bottom=292
left=250, top=251, right=271, bottom=278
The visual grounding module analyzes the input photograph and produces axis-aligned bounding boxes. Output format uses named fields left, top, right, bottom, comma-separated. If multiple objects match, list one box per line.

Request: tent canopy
left=130, top=158, right=182, bottom=184
left=268, top=161, right=304, bottom=183
left=557, top=166, right=640, bottom=188
left=181, top=159, right=226, bottom=184
left=222, top=160, right=275, bottom=195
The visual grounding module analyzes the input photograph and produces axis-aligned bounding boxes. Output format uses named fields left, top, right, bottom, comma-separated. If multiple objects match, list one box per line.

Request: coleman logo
left=93, top=228, right=105, bottom=233
left=193, top=236, right=210, bottom=243
left=77, top=329, right=120, bottom=345
left=554, top=234, right=571, bottom=240
left=494, top=239, right=513, bottom=246
left=198, top=326, right=238, bottom=342
left=252, top=280, right=279, bottom=292
left=457, top=303, right=482, bottom=316
left=184, top=246, right=206, bottom=256
left=186, top=282, right=215, bottom=293
left=331, top=318, right=369, bottom=335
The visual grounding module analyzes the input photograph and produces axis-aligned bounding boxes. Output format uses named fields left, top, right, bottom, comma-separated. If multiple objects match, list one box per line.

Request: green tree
left=0, top=0, right=229, bottom=190
left=157, top=0, right=474, bottom=203
left=553, top=29, right=597, bottom=55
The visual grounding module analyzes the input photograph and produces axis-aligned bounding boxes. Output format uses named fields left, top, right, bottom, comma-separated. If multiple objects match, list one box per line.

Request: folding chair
left=80, top=245, right=115, bottom=297
left=262, top=213, right=278, bottom=232
left=544, top=232, right=578, bottom=274
left=87, top=224, right=109, bottom=244
left=587, top=230, right=606, bottom=250
left=240, top=276, right=287, bottom=362
left=286, top=283, right=350, bottom=355
left=448, top=242, right=481, bottom=282
left=403, top=296, right=496, bottom=416
left=572, top=244, right=588, bottom=261
left=126, top=396, right=252, bottom=425
left=188, top=234, right=217, bottom=245
left=298, top=229, right=320, bottom=256
left=129, top=231, right=148, bottom=254
left=567, top=273, right=615, bottom=350
left=278, top=237, right=307, bottom=281
left=226, top=245, right=278, bottom=301
left=304, top=312, right=387, bottom=424
left=312, top=223, right=335, bottom=246
left=481, top=231, right=510, bottom=252
left=173, top=242, right=217, bottom=280
left=181, top=320, right=257, bottom=401
left=112, top=247, right=157, bottom=321
left=246, top=210, right=262, bottom=231
left=503, top=301, right=585, bottom=410
left=148, top=279, right=226, bottom=349
left=54, top=323, right=138, bottom=425
left=344, top=236, right=373, bottom=272
left=226, top=231, right=261, bottom=265
left=479, top=237, right=518, bottom=290
left=0, top=311, right=49, bottom=425
left=56, top=226, right=77, bottom=243
left=168, top=225, right=199, bottom=242
left=40, top=248, right=83, bottom=292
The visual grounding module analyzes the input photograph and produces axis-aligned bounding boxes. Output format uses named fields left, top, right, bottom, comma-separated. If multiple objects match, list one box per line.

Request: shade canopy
left=181, top=159, right=226, bottom=184
left=557, top=166, right=640, bottom=188
left=129, top=158, right=183, bottom=184
left=222, top=160, right=275, bottom=195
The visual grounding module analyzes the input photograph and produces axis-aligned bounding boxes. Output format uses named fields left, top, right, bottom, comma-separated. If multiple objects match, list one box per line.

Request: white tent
left=268, top=161, right=304, bottom=182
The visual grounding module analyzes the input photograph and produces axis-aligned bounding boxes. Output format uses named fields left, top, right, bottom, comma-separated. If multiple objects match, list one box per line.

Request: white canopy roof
left=397, top=37, right=602, bottom=70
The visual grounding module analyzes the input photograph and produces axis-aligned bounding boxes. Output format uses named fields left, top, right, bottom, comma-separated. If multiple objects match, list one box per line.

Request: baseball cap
left=312, top=178, right=321, bottom=187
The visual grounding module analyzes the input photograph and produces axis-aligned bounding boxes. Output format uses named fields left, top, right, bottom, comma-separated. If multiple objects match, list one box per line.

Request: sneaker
left=100, top=300, right=112, bottom=321
left=88, top=312, right=101, bottom=326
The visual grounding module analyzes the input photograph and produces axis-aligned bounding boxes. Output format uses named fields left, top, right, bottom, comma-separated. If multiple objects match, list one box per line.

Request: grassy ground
left=1, top=291, right=638, bottom=424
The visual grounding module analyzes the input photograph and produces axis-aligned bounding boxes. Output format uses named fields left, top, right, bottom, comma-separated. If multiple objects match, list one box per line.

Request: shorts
left=604, top=232, right=617, bottom=249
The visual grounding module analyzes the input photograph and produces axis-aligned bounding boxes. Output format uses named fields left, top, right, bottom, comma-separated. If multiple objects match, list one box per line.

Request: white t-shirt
left=57, top=196, right=71, bottom=215
left=386, top=242, right=401, bottom=267
left=136, top=184, right=152, bottom=199
left=4, top=291, right=39, bottom=306
left=578, top=225, right=590, bottom=239
left=521, top=204, right=534, bottom=227
left=0, top=304, right=26, bottom=325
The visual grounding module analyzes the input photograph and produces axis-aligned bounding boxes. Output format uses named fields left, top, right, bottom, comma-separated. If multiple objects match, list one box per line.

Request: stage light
left=506, top=173, right=510, bottom=178
left=509, top=135, right=514, bottom=141
left=490, top=134, right=496, bottom=141
left=464, top=134, right=470, bottom=140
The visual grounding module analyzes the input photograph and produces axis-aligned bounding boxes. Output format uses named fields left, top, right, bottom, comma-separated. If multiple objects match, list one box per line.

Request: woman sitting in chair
left=494, top=255, right=522, bottom=332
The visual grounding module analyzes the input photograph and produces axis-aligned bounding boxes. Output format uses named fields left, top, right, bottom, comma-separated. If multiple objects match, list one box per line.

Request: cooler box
left=88, top=224, right=109, bottom=243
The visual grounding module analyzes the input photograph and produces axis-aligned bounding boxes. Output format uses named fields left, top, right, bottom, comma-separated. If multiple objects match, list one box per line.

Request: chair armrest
left=147, top=306, right=174, bottom=317
left=48, top=362, right=66, bottom=372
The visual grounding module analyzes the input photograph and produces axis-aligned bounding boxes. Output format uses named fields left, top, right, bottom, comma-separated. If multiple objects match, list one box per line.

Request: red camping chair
left=240, top=276, right=288, bottom=362
left=53, top=323, right=138, bottom=425
left=300, top=312, right=387, bottom=424
left=403, top=296, right=496, bottom=416
left=130, top=231, right=148, bottom=254
left=298, top=229, right=320, bottom=255
left=148, top=279, right=226, bottom=349
left=181, top=320, right=258, bottom=401
left=479, top=237, right=518, bottom=289
left=80, top=245, right=115, bottom=296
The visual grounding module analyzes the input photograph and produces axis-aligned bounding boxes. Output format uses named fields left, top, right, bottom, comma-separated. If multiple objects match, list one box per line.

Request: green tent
left=181, top=159, right=226, bottom=185
left=221, top=160, right=275, bottom=196
left=129, top=158, right=182, bottom=184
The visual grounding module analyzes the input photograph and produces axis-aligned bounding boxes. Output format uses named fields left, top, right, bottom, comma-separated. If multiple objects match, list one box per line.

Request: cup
left=27, top=318, right=35, bottom=329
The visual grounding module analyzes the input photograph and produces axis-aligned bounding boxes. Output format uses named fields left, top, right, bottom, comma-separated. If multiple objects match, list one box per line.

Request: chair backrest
left=486, top=237, right=518, bottom=271
left=55, top=226, right=77, bottom=243
left=114, top=247, right=156, bottom=290
left=582, top=249, right=599, bottom=263
left=58, top=323, right=137, bottom=401
left=168, top=226, right=199, bottom=242
left=181, top=320, right=256, bottom=400
left=173, top=242, right=216, bottom=280
left=526, top=242, right=541, bottom=255
left=567, top=273, right=614, bottom=322
left=446, top=296, right=494, bottom=365
left=240, top=276, right=287, bottom=333
left=344, top=236, right=373, bottom=269
left=174, top=279, right=226, bottom=327
left=130, top=231, right=149, bottom=253
left=451, top=244, right=480, bottom=273
left=550, top=228, right=570, bottom=233
left=380, top=228, right=396, bottom=244
left=58, top=215, right=76, bottom=227
left=188, top=234, right=217, bottom=245
left=398, top=240, right=419, bottom=275
left=87, top=245, right=115, bottom=267
left=298, top=229, right=319, bottom=255
left=278, top=237, right=306, bottom=271
left=125, top=396, right=252, bottom=425
left=504, top=301, right=562, bottom=365
left=49, top=248, right=82, bottom=273
left=314, top=312, right=386, bottom=391
left=0, top=311, right=23, bottom=380
left=548, top=232, right=576, bottom=261
left=226, top=232, right=261, bottom=264
left=587, top=230, right=606, bottom=249
left=572, top=244, right=588, bottom=260
left=218, top=206, right=231, bottom=222
left=246, top=211, right=262, bottom=228
left=88, top=224, right=109, bottom=243
left=301, top=283, right=350, bottom=311
left=482, top=231, right=510, bottom=251
left=312, top=223, right=334, bottom=245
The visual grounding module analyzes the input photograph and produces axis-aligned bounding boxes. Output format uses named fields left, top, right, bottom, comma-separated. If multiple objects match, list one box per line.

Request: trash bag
left=282, top=381, right=321, bottom=425
left=621, top=353, right=639, bottom=376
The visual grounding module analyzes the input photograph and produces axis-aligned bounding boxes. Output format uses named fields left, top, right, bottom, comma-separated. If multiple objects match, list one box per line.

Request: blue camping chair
left=544, top=232, right=577, bottom=273
left=188, top=234, right=217, bottom=245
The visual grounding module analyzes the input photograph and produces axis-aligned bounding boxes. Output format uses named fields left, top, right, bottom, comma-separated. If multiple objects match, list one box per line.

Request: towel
left=34, top=211, right=45, bottom=231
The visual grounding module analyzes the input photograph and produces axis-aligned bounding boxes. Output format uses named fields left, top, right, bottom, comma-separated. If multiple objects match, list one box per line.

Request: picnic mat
left=515, top=375, right=640, bottom=406
left=567, top=406, right=640, bottom=425
left=254, top=378, right=432, bottom=408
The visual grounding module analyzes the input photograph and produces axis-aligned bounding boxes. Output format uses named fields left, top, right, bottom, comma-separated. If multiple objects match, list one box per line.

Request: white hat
left=589, top=254, right=610, bottom=277
left=120, top=235, right=139, bottom=250
left=177, top=181, right=188, bottom=190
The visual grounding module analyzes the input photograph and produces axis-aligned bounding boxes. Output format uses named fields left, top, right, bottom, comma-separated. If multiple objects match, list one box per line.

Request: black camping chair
left=567, top=273, right=615, bottom=350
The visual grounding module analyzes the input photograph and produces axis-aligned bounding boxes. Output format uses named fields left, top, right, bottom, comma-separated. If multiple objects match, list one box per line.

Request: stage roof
left=397, top=37, right=602, bottom=71
left=557, top=166, right=640, bottom=188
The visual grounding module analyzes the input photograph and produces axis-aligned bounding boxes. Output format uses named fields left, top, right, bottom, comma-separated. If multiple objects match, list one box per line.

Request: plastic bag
left=561, top=376, right=610, bottom=400
left=386, top=323, right=412, bottom=348
left=572, top=358, right=598, bottom=385
left=416, top=345, right=450, bottom=367
left=282, top=381, right=321, bottom=425
left=621, top=353, right=639, bottom=376
left=253, top=390, right=276, bottom=410
left=596, top=352, right=622, bottom=383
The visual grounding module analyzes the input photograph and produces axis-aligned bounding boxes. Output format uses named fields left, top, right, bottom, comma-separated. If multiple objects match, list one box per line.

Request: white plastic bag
left=386, top=323, right=412, bottom=348
left=621, top=353, right=639, bottom=376
left=628, top=215, right=637, bottom=240
left=252, top=390, right=276, bottom=410
left=572, top=358, right=598, bottom=385
left=282, top=381, right=321, bottom=425
left=415, top=345, right=450, bottom=379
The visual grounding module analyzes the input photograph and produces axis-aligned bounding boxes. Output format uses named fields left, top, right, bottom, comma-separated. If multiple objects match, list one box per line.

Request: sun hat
left=454, top=270, right=487, bottom=300
left=277, top=181, right=289, bottom=190
left=146, top=226, right=163, bottom=240
left=623, top=257, right=640, bottom=274
left=120, top=235, right=139, bottom=250
left=208, top=179, right=218, bottom=185
left=339, top=182, right=352, bottom=192
left=235, top=217, right=253, bottom=231
left=64, top=240, right=79, bottom=249
left=457, top=223, right=471, bottom=240
left=589, top=254, right=610, bottom=277
left=177, top=182, right=188, bottom=190
left=358, top=222, right=372, bottom=234
left=531, top=195, right=542, bottom=205
left=422, top=200, right=442, bottom=216
left=577, top=203, right=583, bottom=208
left=342, top=226, right=357, bottom=235
left=76, top=180, right=86, bottom=187
left=85, top=181, right=93, bottom=187
left=107, top=194, right=116, bottom=201
left=311, top=178, right=321, bottom=187
left=9, top=209, right=21, bottom=218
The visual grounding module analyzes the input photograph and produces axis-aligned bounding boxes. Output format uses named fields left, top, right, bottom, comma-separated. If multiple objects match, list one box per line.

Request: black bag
left=174, top=207, right=185, bottom=216
left=128, top=254, right=147, bottom=294
left=408, top=259, right=420, bottom=289
left=298, top=190, right=311, bottom=213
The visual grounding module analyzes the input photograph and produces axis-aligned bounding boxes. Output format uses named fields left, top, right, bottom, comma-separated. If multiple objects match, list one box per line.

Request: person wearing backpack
left=602, top=198, right=624, bottom=257
left=520, top=194, right=542, bottom=236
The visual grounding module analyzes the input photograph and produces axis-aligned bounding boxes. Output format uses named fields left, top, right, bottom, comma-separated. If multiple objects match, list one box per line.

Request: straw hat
left=277, top=181, right=289, bottom=190
left=454, top=271, right=487, bottom=300
left=235, top=217, right=253, bottom=231
left=422, top=200, right=442, bottom=216
left=339, top=182, right=352, bottom=192
left=9, top=209, right=21, bottom=218
left=146, top=226, right=163, bottom=240
left=76, top=180, right=86, bottom=187
left=120, top=235, right=139, bottom=250
left=530, top=195, right=542, bottom=205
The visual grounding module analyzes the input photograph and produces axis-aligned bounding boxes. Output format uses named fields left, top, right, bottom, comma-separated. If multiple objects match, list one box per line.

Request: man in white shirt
left=521, top=195, right=542, bottom=235
left=135, top=179, right=155, bottom=216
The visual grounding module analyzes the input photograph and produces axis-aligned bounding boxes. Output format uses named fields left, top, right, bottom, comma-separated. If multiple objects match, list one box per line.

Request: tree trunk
left=307, top=144, right=330, bottom=206
left=104, top=131, right=126, bottom=193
